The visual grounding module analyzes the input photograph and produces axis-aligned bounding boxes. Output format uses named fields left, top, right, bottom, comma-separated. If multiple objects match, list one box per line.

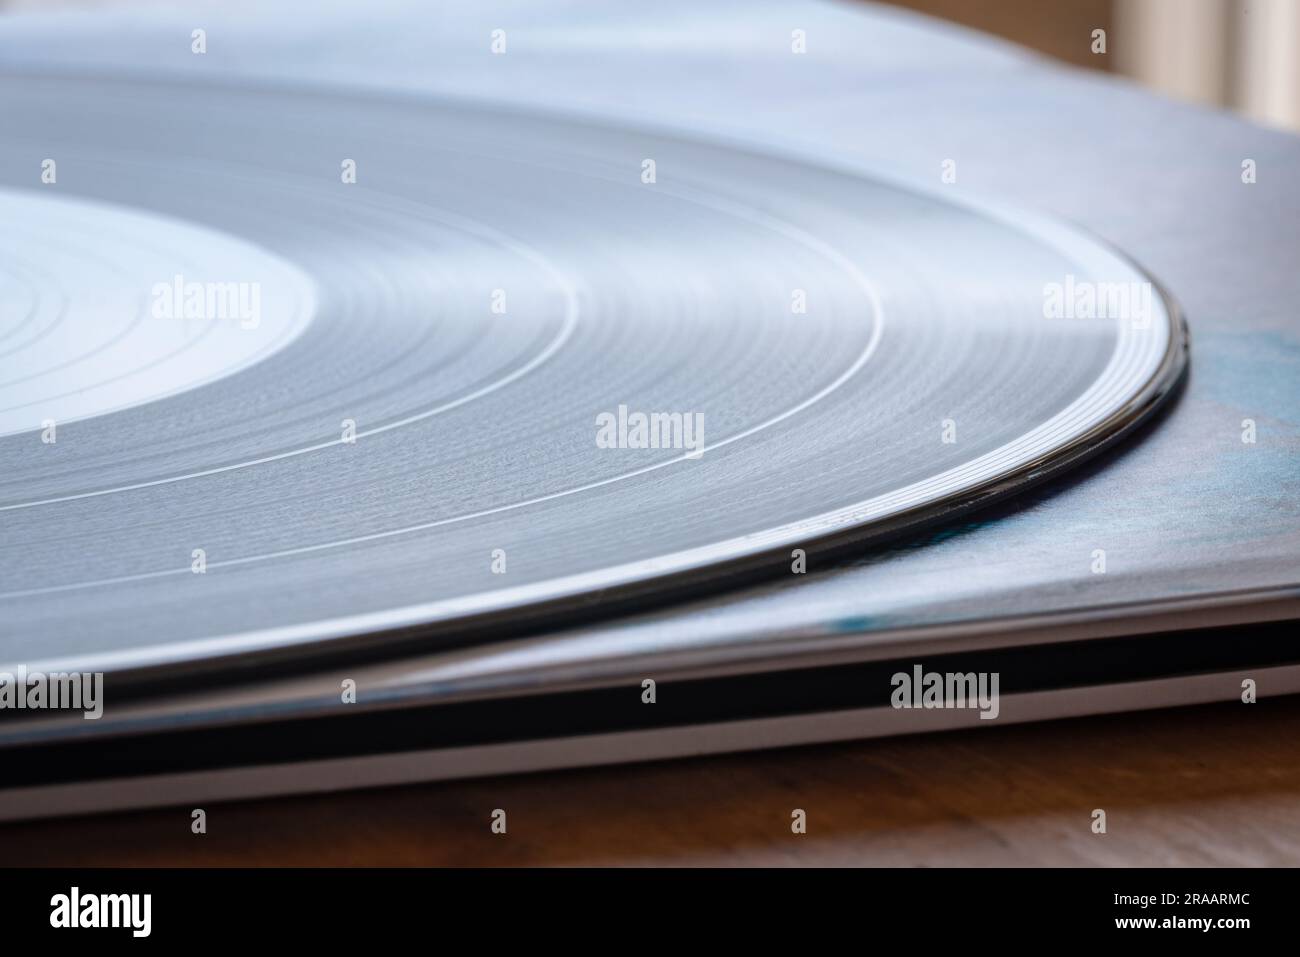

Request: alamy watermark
left=0, top=665, right=103, bottom=719
left=151, top=274, right=261, bottom=329
left=50, top=887, right=150, bottom=937
left=1043, top=274, right=1152, bottom=329
left=891, top=665, right=999, bottom=719
left=595, top=404, right=705, bottom=458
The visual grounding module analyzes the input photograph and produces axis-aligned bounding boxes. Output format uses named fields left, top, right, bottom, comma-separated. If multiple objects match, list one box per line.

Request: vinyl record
left=0, top=74, right=1186, bottom=676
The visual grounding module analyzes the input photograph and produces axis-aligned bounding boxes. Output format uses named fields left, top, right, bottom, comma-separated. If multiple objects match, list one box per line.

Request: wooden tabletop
left=7, top=694, right=1300, bottom=866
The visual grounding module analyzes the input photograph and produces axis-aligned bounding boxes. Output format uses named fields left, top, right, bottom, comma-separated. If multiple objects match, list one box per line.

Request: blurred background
left=2, top=0, right=1298, bottom=131
left=884, top=0, right=1300, bottom=131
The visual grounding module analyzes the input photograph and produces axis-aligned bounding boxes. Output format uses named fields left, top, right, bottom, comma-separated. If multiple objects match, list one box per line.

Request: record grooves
left=1, top=74, right=1187, bottom=680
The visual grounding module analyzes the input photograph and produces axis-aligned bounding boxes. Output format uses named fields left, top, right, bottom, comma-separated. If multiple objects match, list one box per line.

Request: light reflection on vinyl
left=0, top=75, right=1186, bottom=677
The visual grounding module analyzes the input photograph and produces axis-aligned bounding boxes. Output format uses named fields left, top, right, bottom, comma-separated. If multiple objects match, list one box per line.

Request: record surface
left=0, top=73, right=1184, bottom=675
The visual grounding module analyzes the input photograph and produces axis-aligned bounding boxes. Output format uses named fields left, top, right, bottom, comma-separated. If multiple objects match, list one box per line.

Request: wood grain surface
left=6, top=695, right=1299, bottom=866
